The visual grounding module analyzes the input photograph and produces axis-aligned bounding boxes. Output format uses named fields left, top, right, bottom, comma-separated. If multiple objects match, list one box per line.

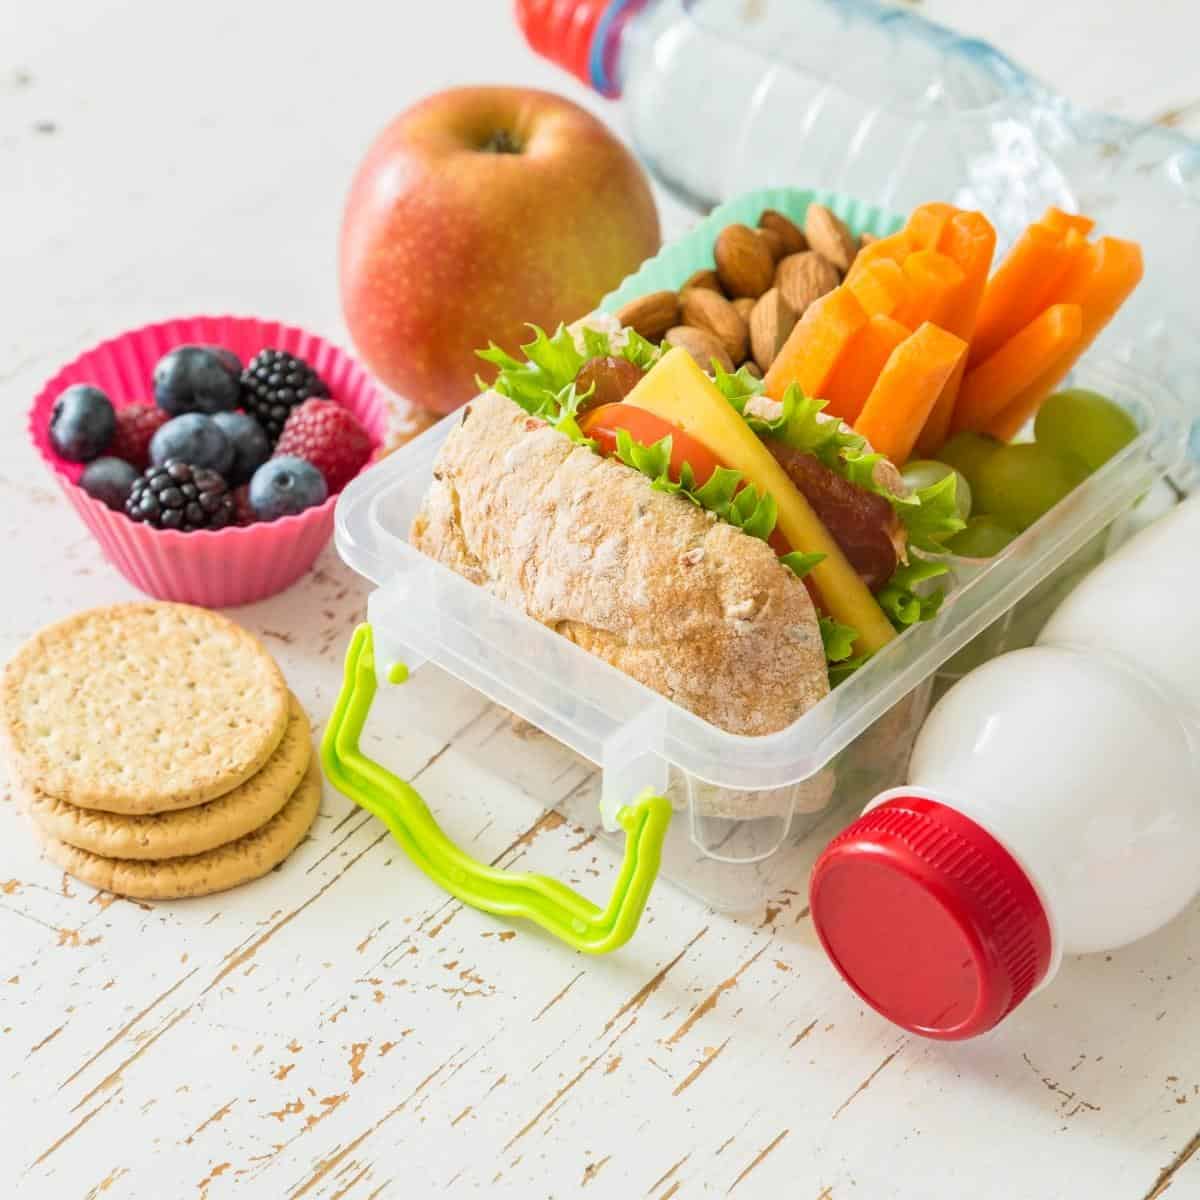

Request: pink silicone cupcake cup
left=29, top=315, right=388, bottom=608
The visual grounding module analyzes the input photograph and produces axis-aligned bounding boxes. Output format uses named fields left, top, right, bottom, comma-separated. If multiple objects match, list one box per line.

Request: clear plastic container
left=332, top=189, right=1185, bottom=913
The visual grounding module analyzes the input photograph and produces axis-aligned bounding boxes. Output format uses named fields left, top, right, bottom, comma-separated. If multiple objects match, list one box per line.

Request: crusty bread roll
left=410, top=391, right=828, bottom=735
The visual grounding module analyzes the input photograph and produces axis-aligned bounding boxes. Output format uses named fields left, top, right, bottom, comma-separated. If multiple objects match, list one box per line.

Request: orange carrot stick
left=893, top=250, right=965, bottom=329
left=763, top=287, right=868, bottom=400
left=969, top=223, right=1083, bottom=367
left=937, top=210, right=997, bottom=338
left=846, top=258, right=909, bottom=318
left=905, top=202, right=956, bottom=249
left=917, top=209, right=997, bottom=455
left=1040, top=206, right=1096, bottom=237
left=853, top=323, right=967, bottom=466
left=822, top=315, right=910, bottom=423
left=954, top=304, right=1083, bottom=432
left=846, top=230, right=913, bottom=284
left=985, top=237, right=1143, bottom=441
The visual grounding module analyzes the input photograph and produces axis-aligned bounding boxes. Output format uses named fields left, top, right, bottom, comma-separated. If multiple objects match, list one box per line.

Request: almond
left=756, top=227, right=786, bottom=261
left=775, top=251, right=840, bottom=316
left=615, top=290, right=680, bottom=341
left=664, top=325, right=735, bottom=374
left=758, top=209, right=807, bottom=255
left=741, top=361, right=762, bottom=380
left=859, top=231, right=877, bottom=248
left=714, top=224, right=776, bottom=299
left=731, top=297, right=756, bottom=322
left=749, top=287, right=797, bottom=373
left=805, top=203, right=857, bottom=272
left=682, top=268, right=722, bottom=294
left=680, top=288, right=748, bottom=365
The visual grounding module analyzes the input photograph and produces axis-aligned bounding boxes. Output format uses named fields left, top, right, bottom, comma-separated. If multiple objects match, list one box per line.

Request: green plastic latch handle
left=320, top=624, right=671, bottom=954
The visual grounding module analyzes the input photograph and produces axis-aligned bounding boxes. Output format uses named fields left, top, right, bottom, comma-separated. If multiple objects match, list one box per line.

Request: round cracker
left=2, top=603, right=289, bottom=812
left=23, top=695, right=311, bottom=859
left=35, top=756, right=322, bottom=900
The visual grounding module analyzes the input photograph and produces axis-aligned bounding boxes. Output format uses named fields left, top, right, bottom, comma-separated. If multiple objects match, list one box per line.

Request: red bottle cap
left=515, top=0, right=646, bottom=96
left=809, top=796, right=1053, bottom=1040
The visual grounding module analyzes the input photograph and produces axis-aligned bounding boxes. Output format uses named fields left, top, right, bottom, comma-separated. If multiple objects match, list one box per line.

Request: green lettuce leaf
left=819, top=616, right=860, bottom=663
left=828, top=652, right=874, bottom=686
left=618, top=329, right=664, bottom=372
left=579, top=324, right=612, bottom=361
left=710, top=365, right=964, bottom=551
left=779, top=550, right=826, bottom=579
left=714, top=362, right=959, bottom=650
left=895, top=473, right=965, bottom=554
left=478, top=322, right=665, bottom=445
left=825, top=557, right=949, bottom=685
left=547, top=381, right=598, bottom=449
left=613, top=427, right=671, bottom=480
left=477, top=324, right=585, bottom=419
left=612, top=430, right=786, bottom=557
left=875, top=560, right=949, bottom=630
left=714, top=367, right=862, bottom=466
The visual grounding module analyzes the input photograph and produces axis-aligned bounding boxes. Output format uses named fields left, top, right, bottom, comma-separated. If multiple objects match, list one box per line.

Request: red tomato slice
left=580, top=403, right=793, bottom=558
left=581, top=403, right=723, bottom=486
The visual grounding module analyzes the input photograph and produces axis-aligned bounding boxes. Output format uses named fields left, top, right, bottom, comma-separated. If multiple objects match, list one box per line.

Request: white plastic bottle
left=809, top=494, right=1200, bottom=1039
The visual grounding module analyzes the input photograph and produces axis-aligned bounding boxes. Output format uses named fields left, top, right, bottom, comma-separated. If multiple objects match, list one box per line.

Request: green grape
left=938, top=431, right=1004, bottom=494
left=973, top=443, right=1090, bottom=532
left=1034, top=388, right=1138, bottom=471
left=901, top=459, right=972, bottom=521
left=945, top=516, right=1018, bottom=558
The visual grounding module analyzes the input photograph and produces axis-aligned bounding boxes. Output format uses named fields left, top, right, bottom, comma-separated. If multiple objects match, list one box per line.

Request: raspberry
left=273, top=400, right=372, bottom=493
left=232, top=485, right=257, bottom=527
left=110, top=404, right=169, bottom=469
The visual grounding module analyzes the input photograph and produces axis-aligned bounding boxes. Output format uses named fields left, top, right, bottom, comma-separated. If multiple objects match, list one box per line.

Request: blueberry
left=154, top=345, right=241, bottom=415
left=80, top=456, right=139, bottom=510
left=248, top=455, right=328, bottom=520
left=211, top=411, right=270, bottom=486
left=149, top=413, right=234, bottom=476
left=206, top=346, right=243, bottom=376
left=49, top=385, right=116, bottom=462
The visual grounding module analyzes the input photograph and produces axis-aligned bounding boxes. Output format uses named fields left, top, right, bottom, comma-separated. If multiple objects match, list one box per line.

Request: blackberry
left=240, top=349, right=328, bottom=443
left=125, top=460, right=235, bottom=532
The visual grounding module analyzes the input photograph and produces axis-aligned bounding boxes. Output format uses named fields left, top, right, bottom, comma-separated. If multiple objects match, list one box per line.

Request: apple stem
left=481, top=129, right=522, bottom=155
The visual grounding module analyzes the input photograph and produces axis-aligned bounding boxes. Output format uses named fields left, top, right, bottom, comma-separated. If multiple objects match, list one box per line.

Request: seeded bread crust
left=410, top=390, right=828, bottom=736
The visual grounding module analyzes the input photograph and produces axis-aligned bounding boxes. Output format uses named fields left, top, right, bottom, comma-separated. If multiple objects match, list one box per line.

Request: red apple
left=339, top=86, right=661, bottom=415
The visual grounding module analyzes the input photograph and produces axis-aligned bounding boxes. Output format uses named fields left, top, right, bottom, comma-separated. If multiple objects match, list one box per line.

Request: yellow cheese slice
left=624, top=348, right=896, bottom=655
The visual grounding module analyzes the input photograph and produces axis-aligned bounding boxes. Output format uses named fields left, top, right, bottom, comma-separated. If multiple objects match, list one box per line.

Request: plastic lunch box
left=321, top=186, right=1186, bottom=949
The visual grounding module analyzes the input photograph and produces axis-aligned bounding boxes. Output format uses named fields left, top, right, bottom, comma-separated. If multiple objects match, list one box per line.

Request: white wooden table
left=4, top=3, right=1199, bottom=1197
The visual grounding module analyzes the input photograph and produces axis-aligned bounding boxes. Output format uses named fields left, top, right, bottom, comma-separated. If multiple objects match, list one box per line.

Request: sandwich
left=410, top=315, right=962, bottom=736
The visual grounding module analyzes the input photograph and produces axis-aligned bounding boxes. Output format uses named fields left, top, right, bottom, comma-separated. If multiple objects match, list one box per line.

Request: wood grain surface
left=3, top=2, right=1199, bottom=1197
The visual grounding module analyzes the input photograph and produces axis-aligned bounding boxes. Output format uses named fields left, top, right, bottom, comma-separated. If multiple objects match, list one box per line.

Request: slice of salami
left=766, top=439, right=906, bottom=590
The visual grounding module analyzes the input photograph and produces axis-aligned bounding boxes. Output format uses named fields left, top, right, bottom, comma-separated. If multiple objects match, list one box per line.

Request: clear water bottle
left=517, top=0, right=1200, bottom=442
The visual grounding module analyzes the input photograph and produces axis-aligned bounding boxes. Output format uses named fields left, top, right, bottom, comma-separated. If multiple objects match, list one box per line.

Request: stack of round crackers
left=2, top=603, right=319, bottom=900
